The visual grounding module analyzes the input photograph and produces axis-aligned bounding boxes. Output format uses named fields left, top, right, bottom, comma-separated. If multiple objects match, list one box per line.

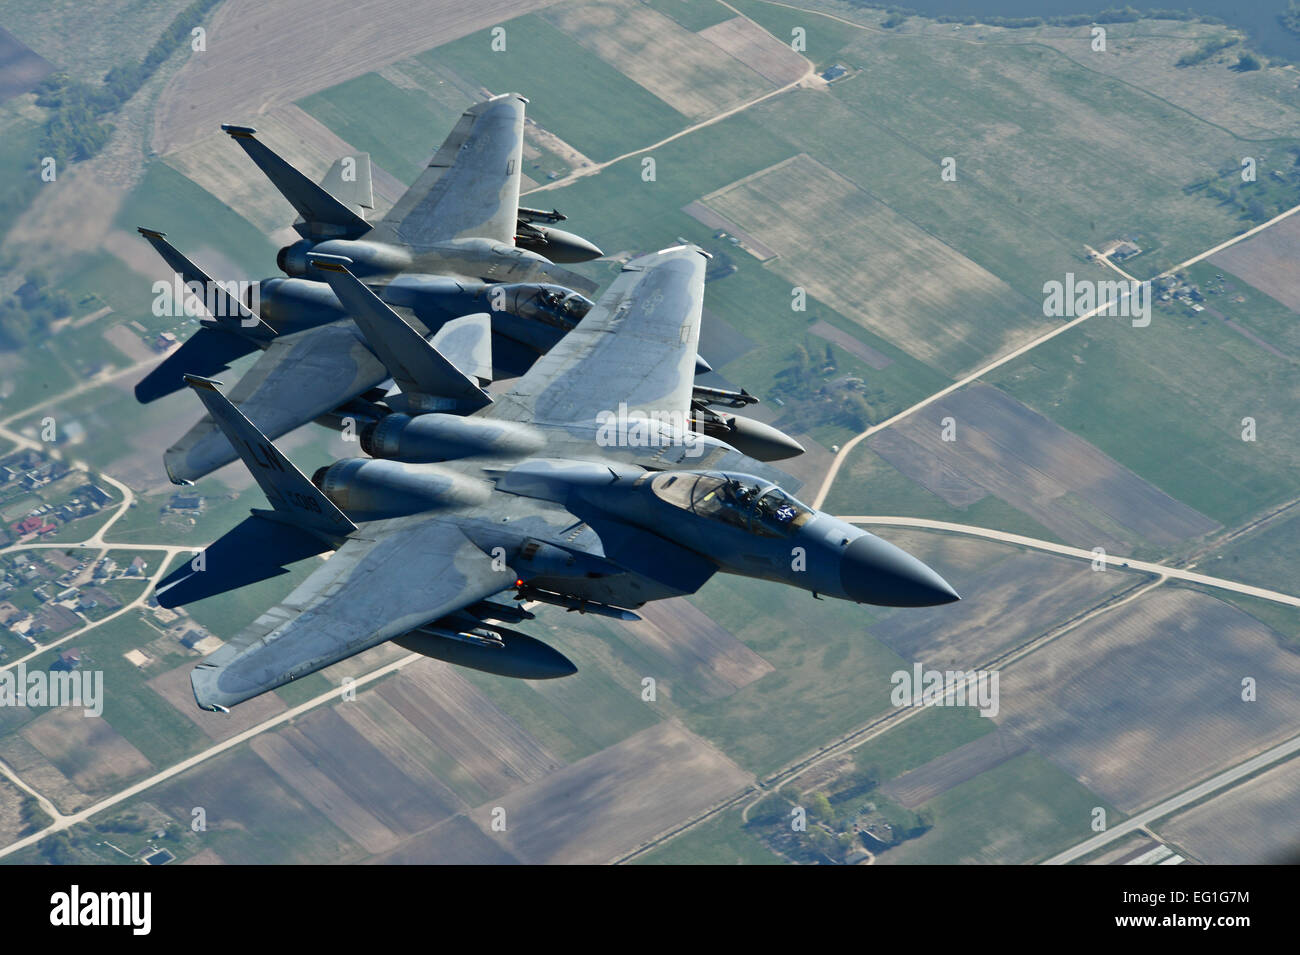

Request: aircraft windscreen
left=650, top=473, right=812, bottom=536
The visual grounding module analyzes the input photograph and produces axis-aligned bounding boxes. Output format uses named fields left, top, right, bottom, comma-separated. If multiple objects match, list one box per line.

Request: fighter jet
left=158, top=243, right=957, bottom=713
left=307, top=248, right=806, bottom=464
left=137, top=93, right=604, bottom=485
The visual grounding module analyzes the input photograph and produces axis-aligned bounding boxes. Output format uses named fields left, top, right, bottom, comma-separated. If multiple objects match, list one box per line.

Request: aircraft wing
left=164, top=321, right=389, bottom=484
left=191, top=520, right=512, bottom=710
left=486, top=245, right=706, bottom=428
left=372, top=93, right=526, bottom=249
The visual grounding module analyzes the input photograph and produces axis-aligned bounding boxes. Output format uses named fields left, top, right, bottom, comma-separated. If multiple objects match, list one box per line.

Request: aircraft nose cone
left=839, top=534, right=960, bottom=607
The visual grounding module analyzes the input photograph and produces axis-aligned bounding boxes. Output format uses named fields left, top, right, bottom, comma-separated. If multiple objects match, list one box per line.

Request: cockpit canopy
left=649, top=471, right=813, bottom=537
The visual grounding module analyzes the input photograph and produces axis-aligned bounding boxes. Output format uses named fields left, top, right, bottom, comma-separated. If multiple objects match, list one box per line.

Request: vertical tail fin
left=310, top=254, right=492, bottom=414
left=222, top=124, right=371, bottom=240
left=320, top=153, right=374, bottom=218
left=137, top=228, right=274, bottom=339
left=182, top=375, right=356, bottom=536
left=432, top=312, right=493, bottom=386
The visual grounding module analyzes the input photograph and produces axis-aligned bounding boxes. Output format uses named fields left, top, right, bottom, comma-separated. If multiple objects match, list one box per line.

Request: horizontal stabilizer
left=312, top=254, right=491, bottom=413
left=163, top=321, right=390, bottom=484
left=154, top=514, right=334, bottom=608
left=182, top=375, right=356, bottom=536
left=135, top=325, right=261, bottom=403
left=222, top=124, right=371, bottom=240
left=137, top=228, right=274, bottom=338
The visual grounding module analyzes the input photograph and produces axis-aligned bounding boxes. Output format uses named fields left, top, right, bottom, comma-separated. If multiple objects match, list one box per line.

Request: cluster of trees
left=0, top=269, right=73, bottom=349
left=1176, top=36, right=1239, bottom=67
left=17, top=794, right=46, bottom=838
left=1282, top=1, right=1300, bottom=38
left=1201, top=181, right=1271, bottom=222
left=1190, top=149, right=1300, bottom=225
left=38, top=830, right=79, bottom=864
left=34, top=78, right=115, bottom=161
left=746, top=768, right=935, bottom=864
left=846, top=3, right=1215, bottom=30
left=94, top=811, right=151, bottom=835
left=34, top=0, right=222, bottom=164
left=770, top=338, right=889, bottom=432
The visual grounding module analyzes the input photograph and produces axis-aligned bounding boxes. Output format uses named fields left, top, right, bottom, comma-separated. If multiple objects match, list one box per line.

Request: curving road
left=840, top=516, right=1300, bottom=609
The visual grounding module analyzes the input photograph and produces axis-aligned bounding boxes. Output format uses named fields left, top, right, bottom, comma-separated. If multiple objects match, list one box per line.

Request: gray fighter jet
left=160, top=244, right=957, bottom=713
left=137, top=93, right=604, bottom=485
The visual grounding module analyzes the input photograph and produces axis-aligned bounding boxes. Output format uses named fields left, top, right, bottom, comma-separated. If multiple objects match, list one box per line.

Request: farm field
left=989, top=294, right=1300, bottom=532
left=1157, top=755, right=1300, bottom=864
left=996, top=587, right=1300, bottom=814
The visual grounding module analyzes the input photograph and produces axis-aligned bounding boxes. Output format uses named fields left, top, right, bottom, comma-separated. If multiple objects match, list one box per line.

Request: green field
left=822, top=33, right=1271, bottom=275
left=272, top=670, right=334, bottom=708
left=727, top=0, right=864, bottom=69
left=851, top=704, right=997, bottom=781
left=150, top=746, right=362, bottom=864
left=0, top=0, right=199, bottom=83
left=460, top=620, right=663, bottom=765
left=681, top=572, right=905, bottom=776
left=50, top=248, right=173, bottom=332
left=990, top=298, right=1300, bottom=530
left=0, top=114, right=45, bottom=247
left=878, top=751, right=1119, bottom=864
left=298, top=72, right=461, bottom=183
left=535, top=112, right=952, bottom=416
left=418, top=15, right=690, bottom=163
left=1205, top=513, right=1300, bottom=611
left=824, top=445, right=1070, bottom=543
left=632, top=809, right=782, bottom=864
left=644, top=0, right=734, bottom=32
left=1, top=341, right=77, bottom=416
left=117, top=161, right=279, bottom=280
left=1189, top=259, right=1300, bottom=355
left=18, top=607, right=205, bottom=775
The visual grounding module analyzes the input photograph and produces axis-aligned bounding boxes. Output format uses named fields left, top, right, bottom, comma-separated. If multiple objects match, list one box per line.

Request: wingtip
left=191, top=665, right=233, bottom=713
left=182, top=374, right=223, bottom=391
left=137, top=226, right=166, bottom=239
left=220, top=123, right=257, bottom=138
left=305, top=252, right=354, bottom=272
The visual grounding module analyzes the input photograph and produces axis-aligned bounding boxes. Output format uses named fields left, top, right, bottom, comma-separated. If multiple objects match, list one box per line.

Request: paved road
left=840, top=516, right=1300, bottom=609
left=1042, top=733, right=1300, bottom=864
left=0, top=651, right=424, bottom=860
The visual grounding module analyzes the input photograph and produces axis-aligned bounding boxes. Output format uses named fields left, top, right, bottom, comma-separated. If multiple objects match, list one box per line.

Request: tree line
left=34, top=0, right=223, bottom=164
